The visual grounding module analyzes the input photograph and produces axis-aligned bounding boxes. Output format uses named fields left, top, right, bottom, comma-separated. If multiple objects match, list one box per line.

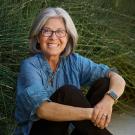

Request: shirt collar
left=37, top=52, right=65, bottom=73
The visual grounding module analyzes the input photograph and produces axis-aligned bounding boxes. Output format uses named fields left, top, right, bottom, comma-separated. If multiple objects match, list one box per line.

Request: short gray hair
left=29, top=7, right=78, bottom=56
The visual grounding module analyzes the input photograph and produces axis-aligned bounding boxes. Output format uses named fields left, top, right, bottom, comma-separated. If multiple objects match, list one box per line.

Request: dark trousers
left=29, top=78, right=113, bottom=135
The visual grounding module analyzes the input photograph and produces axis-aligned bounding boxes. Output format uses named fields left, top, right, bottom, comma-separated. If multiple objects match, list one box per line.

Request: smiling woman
left=37, top=17, right=68, bottom=68
left=14, top=7, right=125, bottom=135
left=29, top=7, right=78, bottom=57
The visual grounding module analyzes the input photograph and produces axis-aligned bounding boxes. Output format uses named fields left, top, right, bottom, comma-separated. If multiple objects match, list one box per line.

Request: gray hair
left=29, top=7, right=78, bottom=56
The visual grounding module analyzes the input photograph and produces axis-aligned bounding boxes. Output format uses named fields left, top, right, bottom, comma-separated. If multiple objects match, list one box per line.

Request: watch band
left=106, top=89, right=118, bottom=104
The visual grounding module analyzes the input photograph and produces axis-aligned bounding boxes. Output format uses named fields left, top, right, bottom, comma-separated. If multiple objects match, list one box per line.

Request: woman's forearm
left=108, top=71, right=126, bottom=97
left=103, top=71, right=126, bottom=105
left=36, top=101, right=93, bottom=121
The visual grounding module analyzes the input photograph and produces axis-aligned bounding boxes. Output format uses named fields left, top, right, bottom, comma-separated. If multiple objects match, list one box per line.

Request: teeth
left=48, top=44, right=58, bottom=48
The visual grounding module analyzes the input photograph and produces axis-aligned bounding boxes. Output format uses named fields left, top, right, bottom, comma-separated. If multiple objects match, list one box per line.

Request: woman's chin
left=44, top=51, right=61, bottom=58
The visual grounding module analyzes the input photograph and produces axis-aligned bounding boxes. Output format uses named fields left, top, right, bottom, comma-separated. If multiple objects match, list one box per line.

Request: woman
left=15, top=7, right=125, bottom=135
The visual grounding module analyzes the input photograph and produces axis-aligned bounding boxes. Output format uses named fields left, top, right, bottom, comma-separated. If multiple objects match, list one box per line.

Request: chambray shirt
left=15, top=52, right=110, bottom=135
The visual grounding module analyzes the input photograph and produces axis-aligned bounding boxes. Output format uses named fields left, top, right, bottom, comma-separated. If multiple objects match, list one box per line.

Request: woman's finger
left=91, top=107, right=99, bottom=123
left=104, top=114, right=111, bottom=128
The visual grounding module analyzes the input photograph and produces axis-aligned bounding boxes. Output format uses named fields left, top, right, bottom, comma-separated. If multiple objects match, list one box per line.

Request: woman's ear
left=36, top=35, right=41, bottom=50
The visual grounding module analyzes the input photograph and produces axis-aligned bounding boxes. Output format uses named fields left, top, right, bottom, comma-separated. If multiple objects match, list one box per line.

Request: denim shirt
left=15, top=53, right=110, bottom=135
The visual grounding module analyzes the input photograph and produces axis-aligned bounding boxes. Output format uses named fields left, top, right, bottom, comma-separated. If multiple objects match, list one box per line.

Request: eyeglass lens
left=41, top=28, right=66, bottom=38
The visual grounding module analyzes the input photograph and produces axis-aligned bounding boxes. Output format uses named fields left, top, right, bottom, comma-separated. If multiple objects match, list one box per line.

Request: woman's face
left=38, top=17, right=68, bottom=59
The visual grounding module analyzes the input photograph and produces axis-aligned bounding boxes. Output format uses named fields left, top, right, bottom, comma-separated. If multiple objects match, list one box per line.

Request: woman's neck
left=44, top=55, right=60, bottom=72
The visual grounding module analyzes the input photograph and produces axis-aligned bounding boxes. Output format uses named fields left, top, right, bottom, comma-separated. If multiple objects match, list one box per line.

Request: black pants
left=29, top=78, right=113, bottom=135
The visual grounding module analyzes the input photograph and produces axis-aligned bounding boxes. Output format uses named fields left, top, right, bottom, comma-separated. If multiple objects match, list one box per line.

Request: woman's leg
left=29, top=85, right=91, bottom=135
left=86, top=77, right=110, bottom=107
left=71, top=77, right=112, bottom=135
left=30, top=78, right=112, bottom=135
left=29, top=119, right=69, bottom=135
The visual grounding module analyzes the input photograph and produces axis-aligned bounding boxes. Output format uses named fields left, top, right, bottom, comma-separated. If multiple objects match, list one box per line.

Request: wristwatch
left=106, top=89, right=118, bottom=104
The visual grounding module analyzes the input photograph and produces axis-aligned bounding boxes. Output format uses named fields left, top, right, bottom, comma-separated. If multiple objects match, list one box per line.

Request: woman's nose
left=49, top=32, right=58, bottom=40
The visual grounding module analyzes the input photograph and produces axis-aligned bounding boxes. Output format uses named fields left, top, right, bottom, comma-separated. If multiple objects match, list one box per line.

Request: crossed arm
left=36, top=71, right=126, bottom=129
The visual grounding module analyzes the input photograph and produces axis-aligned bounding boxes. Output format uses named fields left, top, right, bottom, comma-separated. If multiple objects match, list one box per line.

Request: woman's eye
left=44, top=29, right=51, bottom=33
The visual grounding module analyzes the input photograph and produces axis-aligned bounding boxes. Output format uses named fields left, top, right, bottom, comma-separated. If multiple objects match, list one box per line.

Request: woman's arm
left=91, top=71, right=126, bottom=129
left=106, top=71, right=126, bottom=100
left=36, top=101, right=93, bottom=121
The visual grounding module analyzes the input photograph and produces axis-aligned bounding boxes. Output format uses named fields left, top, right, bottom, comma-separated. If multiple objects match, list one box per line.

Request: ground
left=108, top=112, right=135, bottom=135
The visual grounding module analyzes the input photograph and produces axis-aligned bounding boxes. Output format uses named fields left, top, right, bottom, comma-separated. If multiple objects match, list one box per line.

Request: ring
left=102, top=114, right=108, bottom=117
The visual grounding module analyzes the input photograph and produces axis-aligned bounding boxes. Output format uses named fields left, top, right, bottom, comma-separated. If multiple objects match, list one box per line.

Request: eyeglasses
left=40, top=28, right=67, bottom=38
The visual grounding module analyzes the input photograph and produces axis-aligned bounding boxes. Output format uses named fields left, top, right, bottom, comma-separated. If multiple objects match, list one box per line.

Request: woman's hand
left=91, top=95, right=114, bottom=129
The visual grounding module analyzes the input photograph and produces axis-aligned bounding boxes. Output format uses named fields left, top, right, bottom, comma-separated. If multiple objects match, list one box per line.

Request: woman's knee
left=86, top=77, right=110, bottom=106
left=58, top=85, right=80, bottom=94
left=50, top=85, right=80, bottom=102
left=91, top=77, right=110, bottom=91
left=51, top=85, right=90, bottom=107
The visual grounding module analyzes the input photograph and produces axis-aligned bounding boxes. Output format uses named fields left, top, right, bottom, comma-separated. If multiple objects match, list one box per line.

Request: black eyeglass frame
left=40, top=28, right=67, bottom=38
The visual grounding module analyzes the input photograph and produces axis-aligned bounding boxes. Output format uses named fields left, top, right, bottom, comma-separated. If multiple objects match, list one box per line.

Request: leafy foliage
left=0, top=0, right=135, bottom=134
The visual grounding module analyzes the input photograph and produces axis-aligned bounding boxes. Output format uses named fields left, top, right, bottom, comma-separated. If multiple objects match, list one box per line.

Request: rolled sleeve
left=16, top=59, right=50, bottom=122
left=23, top=84, right=51, bottom=121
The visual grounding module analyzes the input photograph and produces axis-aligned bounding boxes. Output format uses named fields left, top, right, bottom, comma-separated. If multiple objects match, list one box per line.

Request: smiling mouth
left=48, top=43, right=59, bottom=48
